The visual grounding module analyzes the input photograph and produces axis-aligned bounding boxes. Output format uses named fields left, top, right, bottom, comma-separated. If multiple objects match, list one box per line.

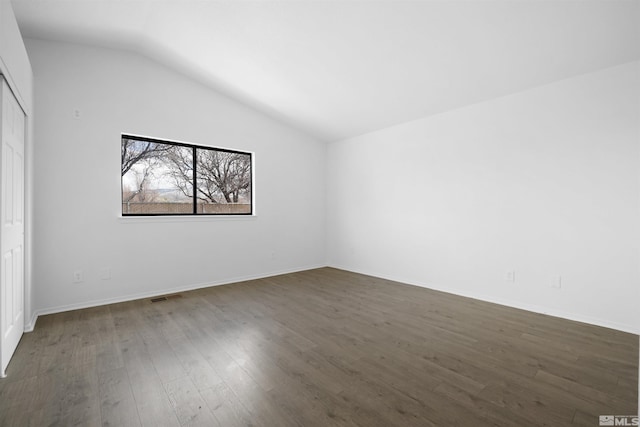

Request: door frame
left=0, top=69, right=32, bottom=335
left=0, top=75, right=26, bottom=377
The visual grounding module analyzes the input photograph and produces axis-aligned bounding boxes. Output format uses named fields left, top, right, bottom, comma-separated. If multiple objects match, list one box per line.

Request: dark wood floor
left=0, top=268, right=637, bottom=426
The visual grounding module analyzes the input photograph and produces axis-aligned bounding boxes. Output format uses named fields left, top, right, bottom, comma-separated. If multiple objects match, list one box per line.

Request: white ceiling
left=11, top=0, right=640, bottom=142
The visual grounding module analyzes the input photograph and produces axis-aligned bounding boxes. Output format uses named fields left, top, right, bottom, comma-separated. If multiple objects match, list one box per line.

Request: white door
left=0, top=77, right=25, bottom=378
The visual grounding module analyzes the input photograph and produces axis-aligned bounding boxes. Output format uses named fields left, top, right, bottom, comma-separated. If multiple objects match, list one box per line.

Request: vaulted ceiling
left=11, top=0, right=640, bottom=142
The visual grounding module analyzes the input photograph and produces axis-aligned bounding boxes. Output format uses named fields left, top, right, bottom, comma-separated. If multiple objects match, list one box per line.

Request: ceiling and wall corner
left=0, top=0, right=32, bottom=112
left=10, top=0, right=640, bottom=142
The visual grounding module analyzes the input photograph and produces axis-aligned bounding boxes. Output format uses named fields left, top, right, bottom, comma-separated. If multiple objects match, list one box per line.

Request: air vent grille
left=150, top=294, right=182, bottom=303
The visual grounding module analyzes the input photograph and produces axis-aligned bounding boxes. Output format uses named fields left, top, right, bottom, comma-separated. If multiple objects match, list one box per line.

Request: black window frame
left=121, top=134, right=253, bottom=216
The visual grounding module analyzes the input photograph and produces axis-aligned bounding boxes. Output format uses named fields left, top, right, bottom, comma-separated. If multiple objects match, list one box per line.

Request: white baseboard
left=25, top=263, right=637, bottom=336
left=328, top=264, right=640, bottom=335
left=25, top=263, right=327, bottom=332
left=24, top=312, right=38, bottom=332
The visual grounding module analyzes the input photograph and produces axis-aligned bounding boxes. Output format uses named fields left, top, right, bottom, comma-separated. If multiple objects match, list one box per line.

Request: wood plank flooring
left=0, top=268, right=637, bottom=426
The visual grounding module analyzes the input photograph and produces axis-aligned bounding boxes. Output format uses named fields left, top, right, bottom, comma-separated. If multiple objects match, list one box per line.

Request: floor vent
left=150, top=294, right=183, bottom=303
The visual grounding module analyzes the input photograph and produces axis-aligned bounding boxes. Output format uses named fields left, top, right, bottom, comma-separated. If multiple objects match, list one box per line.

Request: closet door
left=0, top=77, right=25, bottom=378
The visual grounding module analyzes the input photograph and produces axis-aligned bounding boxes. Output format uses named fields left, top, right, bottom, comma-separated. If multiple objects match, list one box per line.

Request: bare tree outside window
left=166, top=149, right=251, bottom=203
left=121, top=135, right=252, bottom=215
left=121, top=138, right=173, bottom=176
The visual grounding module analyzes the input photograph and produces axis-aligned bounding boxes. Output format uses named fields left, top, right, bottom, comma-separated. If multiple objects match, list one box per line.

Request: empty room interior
left=0, top=0, right=639, bottom=426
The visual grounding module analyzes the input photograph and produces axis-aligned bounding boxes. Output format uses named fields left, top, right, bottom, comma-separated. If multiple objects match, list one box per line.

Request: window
left=121, top=134, right=252, bottom=216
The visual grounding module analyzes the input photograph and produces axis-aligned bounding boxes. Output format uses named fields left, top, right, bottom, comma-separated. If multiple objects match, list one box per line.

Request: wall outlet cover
left=73, top=270, right=83, bottom=283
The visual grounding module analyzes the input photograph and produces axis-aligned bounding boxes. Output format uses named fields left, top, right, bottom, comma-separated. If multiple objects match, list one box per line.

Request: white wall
left=327, top=61, right=640, bottom=334
left=26, top=38, right=326, bottom=319
left=0, top=1, right=34, bottom=331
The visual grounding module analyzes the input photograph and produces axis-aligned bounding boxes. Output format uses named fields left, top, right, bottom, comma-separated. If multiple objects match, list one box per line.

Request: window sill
left=118, top=214, right=257, bottom=224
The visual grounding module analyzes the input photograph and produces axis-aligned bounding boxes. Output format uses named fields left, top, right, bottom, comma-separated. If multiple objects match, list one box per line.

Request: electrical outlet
left=551, top=275, right=562, bottom=289
left=99, top=268, right=111, bottom=280
left=505, top=270, right=516, bottom=283
left=73, top=270, right=83, bottom=283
